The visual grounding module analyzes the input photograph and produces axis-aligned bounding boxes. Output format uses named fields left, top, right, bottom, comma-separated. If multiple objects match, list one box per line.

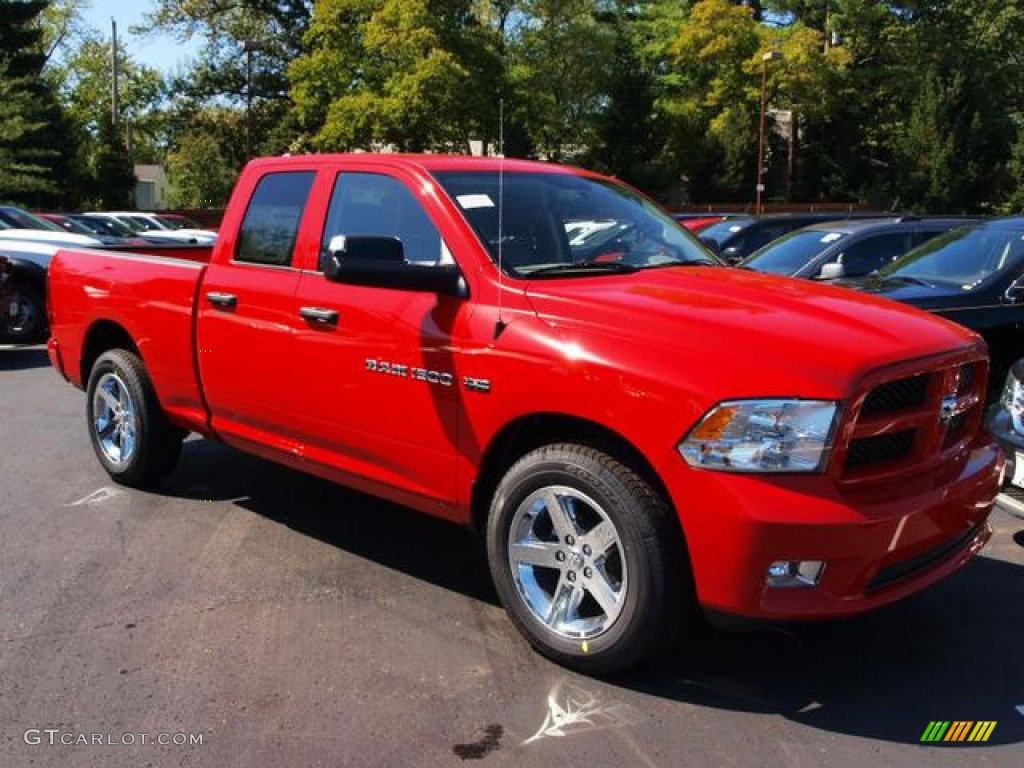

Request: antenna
left=494, top=100, right=508, bottom=339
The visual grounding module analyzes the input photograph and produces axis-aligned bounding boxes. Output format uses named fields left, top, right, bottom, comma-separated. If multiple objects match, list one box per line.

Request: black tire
left=486, top=443, right=693, bottom=675
left=85, top=349, right=185, bottom=488
left=1, top=281, right=47, bottom=344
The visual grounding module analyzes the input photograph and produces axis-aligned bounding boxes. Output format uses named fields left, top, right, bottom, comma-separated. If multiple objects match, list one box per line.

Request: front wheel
left=85, top=349, right=185, bottom=488
left=486, top=443, right=693, bottom=674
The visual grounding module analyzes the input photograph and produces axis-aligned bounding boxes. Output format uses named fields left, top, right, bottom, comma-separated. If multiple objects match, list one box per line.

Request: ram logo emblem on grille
left=939, top=395, right=959, bottom=427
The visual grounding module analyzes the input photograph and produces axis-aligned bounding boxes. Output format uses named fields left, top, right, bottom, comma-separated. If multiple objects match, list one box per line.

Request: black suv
left=699, top=212, right=888, bottom=264
left=740, top=217, right=977, bottom=280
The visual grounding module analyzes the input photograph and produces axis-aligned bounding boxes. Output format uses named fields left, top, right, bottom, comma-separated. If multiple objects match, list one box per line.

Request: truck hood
left=523, top=266, right=982, bottom=399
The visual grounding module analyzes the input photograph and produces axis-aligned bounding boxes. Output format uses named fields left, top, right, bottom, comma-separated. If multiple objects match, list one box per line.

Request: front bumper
left=985, top=405, right=1024, bottom=518
left=659, top=434, right=1003, bottom=620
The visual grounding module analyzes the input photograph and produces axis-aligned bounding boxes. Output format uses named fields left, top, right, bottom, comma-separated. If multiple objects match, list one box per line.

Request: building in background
left=134, top=165, right=169, bottom=210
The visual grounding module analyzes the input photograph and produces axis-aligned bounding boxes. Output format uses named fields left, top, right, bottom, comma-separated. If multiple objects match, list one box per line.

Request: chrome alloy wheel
left=92, top=372, right=138, bottom=466
left=507, top=485, right=627, bottom=639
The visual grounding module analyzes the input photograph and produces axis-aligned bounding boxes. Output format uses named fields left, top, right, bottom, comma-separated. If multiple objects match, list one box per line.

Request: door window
left=235, top=171, right=316, bottom=267
left=837, top=232, right=911, bottom=276
left=320, top=172, right=447, bottom=270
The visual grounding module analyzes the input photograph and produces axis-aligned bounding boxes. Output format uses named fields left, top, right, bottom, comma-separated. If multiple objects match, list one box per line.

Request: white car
left=0, top=229, right=103, bottom=250
left=89, top=212, right=218, bottom=244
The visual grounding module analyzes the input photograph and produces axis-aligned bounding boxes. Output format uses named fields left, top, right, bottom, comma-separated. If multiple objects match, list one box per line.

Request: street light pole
left=756, top=50, right=783, bottom=215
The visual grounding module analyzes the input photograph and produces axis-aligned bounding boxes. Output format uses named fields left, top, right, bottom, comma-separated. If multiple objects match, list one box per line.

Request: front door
left=290, top=168, right=469, bottom=511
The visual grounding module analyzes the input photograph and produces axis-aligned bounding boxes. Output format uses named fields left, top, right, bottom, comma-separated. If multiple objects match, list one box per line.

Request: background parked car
left=672, top=213, right=752, bottom=234
left=88, top=211, right=218, bottom=244
left=0, top=205, right=64, bottom=232
left=740, top=217, right=977, bottom=280
left=699, top=212, right=888, bottom=263
left=0, top=248, right=47, bottom=344
left=836, top=216, right=1024, bottom=400
left=69, top=213, right=144, bottom=240
left=986, top=357, right=1024, bottom=519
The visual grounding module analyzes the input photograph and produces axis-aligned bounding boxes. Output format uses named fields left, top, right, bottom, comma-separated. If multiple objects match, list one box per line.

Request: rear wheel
left=486, top=443, right=692, bottom=674
left=86, top=349, right=185, bottom=488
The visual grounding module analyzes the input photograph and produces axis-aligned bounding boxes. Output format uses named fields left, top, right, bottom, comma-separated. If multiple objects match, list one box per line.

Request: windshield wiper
left=524, top=261, right=640, bottom=277
left=884, top=274, right=935, bottom=287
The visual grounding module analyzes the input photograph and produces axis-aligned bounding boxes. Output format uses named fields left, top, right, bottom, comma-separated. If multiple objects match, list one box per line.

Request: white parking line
left=66, top=486, right=123, bottom=507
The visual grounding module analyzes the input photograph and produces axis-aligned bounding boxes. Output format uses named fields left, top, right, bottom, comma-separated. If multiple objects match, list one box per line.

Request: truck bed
left=47, top=245, right=211, bottom=435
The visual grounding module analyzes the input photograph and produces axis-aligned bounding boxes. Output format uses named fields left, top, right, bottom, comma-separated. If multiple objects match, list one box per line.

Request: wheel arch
left=80, top=320, right=141, bottom=386
left=471, top=412, right=678, bottom=537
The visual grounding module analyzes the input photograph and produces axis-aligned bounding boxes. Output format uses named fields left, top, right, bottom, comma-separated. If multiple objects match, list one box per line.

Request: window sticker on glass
left=821, top=233, right=843, bottom=243
left=457, top=194, right=495, bottom=209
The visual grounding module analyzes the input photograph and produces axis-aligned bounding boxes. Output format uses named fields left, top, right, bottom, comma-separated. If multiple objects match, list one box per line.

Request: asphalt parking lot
left=2, top=344, right=1023, bottom=767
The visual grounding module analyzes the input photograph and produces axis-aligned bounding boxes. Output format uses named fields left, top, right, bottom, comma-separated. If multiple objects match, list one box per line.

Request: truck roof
left=246, top=153, right=597, bottom=176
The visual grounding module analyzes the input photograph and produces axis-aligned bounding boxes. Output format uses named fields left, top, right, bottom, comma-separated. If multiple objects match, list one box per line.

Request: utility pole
left=111, top=17, right=120, bottom=129
left=242, top=40, right=266, bottom=162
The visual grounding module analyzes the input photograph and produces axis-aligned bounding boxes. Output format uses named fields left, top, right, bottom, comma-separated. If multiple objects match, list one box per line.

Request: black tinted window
left=838, top=233, right=911, bottom=276
left=321, top=172, right=445, bottom=269
left=236, top=172, right=315, bottom=267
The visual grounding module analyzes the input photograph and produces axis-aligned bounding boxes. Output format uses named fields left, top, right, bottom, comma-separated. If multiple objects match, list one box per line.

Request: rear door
left=197, top=169, right=317, bottom=449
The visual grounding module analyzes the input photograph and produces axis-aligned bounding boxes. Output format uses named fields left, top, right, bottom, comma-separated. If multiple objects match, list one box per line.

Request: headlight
left=1001, top=369, right=1024, bottom=434
left=679, top=399, right=839, bottom=473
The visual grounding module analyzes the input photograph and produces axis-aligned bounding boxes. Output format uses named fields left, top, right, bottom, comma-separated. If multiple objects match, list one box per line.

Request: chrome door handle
left=299, top=307, right=339, bottom=325
left=205, top=291, right=237, bottom=309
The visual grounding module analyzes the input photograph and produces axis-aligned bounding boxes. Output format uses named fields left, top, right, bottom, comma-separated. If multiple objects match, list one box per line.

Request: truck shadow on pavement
left=164, top=438, right=1023, bottom=747
left=0, top=346, right=50, bottom=370
left=165, top=437, right=499, bottom=606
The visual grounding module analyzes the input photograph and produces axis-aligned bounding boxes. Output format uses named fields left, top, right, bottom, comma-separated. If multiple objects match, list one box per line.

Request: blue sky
left=79, top=0, right=200, bottom=74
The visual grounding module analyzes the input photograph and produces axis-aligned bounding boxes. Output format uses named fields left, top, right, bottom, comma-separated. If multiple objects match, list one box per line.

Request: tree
left=508, top=0, right=616, bottom=162
left=0, top=0, right=84, bottom=207
left=90, top=112, right=136, bottom=209
left=141, top=1, right=312, bottom=159
left=291, top=0, right=498, bottom=153
left=0, top=60, right=54, bottom=202
left=166, top=124, right=240, bottom=207
left=655, top=0, right=763, bottom=201
left=584, top=6, right=667, bottom=193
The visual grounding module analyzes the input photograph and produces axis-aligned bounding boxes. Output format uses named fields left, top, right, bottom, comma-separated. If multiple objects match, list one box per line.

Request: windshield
left=0, top=206, right=62, bottom=231
left=74, top=215, right=135, bottom=237
left=156, top=214, right=201, bottom=230
left=743, top=229, right=848, bottom=274
left=432, top=171, right=716, bottom=277
left=879, top=223, right=1023, bottom=290
left=698, top=219, right=752, bottom=248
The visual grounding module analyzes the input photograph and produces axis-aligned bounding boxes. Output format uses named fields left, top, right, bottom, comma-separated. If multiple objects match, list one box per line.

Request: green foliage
left=142, top=1, right=312, bottom=159
left=166, top=123, right=240, bottom=207
left=53, top=33, right=167, bottom=163
left=0, top=0, right=84, bottom=208
left=292, top=0, right=497, bottom=153
left=90, top=113, right=136, bottom=209
left=8, top=0, right=1024, bottom=211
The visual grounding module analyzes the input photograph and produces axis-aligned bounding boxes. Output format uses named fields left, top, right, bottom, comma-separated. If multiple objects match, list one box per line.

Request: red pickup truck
left=47, top=155, right=1002, bottom=673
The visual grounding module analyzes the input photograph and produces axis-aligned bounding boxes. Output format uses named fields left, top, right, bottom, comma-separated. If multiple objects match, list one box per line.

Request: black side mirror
left=323, top=235, right=467, bottom=298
